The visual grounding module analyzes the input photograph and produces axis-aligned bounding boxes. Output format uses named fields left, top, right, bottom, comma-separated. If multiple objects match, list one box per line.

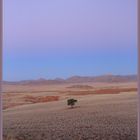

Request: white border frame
left=0, top=0, right=2, bottom=139
left=0, top=1, right=139, bottom=140
left=138, top=0, right=140, bottom=140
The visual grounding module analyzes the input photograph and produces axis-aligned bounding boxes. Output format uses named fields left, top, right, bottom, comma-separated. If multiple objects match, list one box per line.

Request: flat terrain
left=3, top=82, right=137, bottom=140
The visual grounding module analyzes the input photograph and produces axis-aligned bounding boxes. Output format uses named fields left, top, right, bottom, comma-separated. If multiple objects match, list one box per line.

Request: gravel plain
left=3, top=82, right=137, bottom=140
left=3, top=93, right=137, bottom=140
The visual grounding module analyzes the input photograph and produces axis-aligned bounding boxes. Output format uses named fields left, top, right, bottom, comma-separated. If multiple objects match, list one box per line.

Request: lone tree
left=67, top=98, right=77, bottom=108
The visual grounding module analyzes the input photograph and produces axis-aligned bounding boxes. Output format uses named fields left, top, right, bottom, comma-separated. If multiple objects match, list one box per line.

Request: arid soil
left=3, top=82, right=137, bottom=140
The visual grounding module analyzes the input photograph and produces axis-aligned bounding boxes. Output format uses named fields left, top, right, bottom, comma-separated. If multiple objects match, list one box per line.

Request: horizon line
left=3, top=73, right=137, bottom=82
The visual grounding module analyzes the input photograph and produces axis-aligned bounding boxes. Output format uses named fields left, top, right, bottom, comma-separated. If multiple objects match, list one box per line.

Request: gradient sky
left=3, top=0, right=137, bottom=81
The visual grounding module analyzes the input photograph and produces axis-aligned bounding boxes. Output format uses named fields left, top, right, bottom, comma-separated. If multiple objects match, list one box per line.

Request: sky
left=3, top=0, right=137, bottom=81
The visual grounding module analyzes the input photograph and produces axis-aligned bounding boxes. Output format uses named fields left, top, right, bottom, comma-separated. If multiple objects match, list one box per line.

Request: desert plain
left=3, top=82, right=137, bottom=140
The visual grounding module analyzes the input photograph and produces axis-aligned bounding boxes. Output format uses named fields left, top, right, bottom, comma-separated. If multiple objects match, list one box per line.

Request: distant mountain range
left=3, top=75, right=137, bottom=85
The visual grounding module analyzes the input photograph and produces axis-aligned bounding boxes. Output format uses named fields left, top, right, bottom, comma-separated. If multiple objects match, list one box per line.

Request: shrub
left=67, top=98, right=77, bottom=108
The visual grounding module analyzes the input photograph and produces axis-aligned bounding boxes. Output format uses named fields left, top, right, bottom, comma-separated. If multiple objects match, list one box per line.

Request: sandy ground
left=3, top=82, right=137, bottom=140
